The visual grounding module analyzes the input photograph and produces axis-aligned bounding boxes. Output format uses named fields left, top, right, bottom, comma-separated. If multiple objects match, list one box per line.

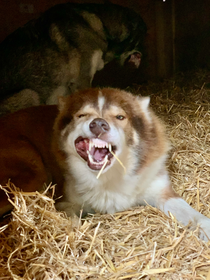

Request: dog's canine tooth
left=108, top=144, right=112, bottom=152
left=89, top=141, right=92, bottom=151
left=88, top=153, right=94, bottom=163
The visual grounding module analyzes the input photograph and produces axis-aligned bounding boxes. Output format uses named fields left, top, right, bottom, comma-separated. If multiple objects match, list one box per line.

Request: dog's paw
left=198, top=218, right=210, bottom=241
left=55, top=201, right=81, bottom=228
left=71, top=213, right=81, bottom=228
left=55, top=201, right=76, bottom=217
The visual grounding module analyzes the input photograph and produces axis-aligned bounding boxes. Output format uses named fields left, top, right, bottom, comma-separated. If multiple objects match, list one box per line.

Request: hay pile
left=1, top=70, right=210, bottom=279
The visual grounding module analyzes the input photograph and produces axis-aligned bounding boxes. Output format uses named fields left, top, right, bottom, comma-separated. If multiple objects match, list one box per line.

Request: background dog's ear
left=58, top=96, right=66, bottom=111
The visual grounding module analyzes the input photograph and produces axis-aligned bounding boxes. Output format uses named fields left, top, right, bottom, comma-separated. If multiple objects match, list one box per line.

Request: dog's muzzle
left=75, top=118, right=117, bottom=171
left=89, top=118, right=110, bottom=137
left=125, top=52, right=142, bottom=69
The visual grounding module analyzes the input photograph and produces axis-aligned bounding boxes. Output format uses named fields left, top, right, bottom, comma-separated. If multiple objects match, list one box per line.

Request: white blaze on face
left=98, top=91, right=105, bottom=115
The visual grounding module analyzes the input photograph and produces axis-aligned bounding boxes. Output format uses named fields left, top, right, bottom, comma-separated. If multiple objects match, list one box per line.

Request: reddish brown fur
left=161, top=184, right=180, bottom=201
left=140, top=112, right=169, bottom=168
left=0, top=105, right=64, bottom=210
left=102, top=89, right=169, bottom=168
left=54, top=88, right=170, bottom=175
left=0, top=88, right=169, bottom=215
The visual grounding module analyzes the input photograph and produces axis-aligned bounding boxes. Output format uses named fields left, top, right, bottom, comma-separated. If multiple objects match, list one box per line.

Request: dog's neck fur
left=62, top=146, right=169, bottom=215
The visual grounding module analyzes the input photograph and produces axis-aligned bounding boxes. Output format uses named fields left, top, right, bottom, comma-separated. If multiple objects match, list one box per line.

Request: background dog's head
left=94, top=3, right=147, bottom=69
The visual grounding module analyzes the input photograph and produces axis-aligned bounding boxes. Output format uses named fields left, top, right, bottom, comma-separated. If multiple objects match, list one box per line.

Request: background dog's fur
left=0, top=3, right=146, bottom=116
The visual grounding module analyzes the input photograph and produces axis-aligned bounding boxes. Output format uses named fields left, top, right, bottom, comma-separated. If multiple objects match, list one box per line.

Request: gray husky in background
left=0, top=3, right=146, bottom=115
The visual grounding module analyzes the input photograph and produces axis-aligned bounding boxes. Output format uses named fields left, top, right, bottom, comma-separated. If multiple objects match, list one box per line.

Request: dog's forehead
left=71, top=88, right=149, bottom=117
left=79, top=97, right=124, bottom=115
left=80, top=103, right=95, bottom=112
left=105, top=104, right=125, bottom=115
left=97, top=91, right=133, bottom=115
left=78, top=91, right=128, bottom=112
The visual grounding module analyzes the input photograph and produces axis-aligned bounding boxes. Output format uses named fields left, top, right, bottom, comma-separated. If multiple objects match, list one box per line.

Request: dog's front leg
left=77, top=50, right=104, bottom=90
left=160, top=194, right=210, bottom=241
left=140, top=171, right=210, bottom=241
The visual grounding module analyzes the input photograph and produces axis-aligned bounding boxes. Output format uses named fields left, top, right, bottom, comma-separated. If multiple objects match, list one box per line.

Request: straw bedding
left=1, top=70, right=210, bottom=279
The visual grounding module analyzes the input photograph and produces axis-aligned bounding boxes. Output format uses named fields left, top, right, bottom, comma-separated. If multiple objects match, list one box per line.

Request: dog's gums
left=75, top=137, right=117, bottom=171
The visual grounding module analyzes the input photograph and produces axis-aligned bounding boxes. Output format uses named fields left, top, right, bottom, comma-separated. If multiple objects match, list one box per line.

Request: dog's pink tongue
left=93, top=148, right=107, bottom=161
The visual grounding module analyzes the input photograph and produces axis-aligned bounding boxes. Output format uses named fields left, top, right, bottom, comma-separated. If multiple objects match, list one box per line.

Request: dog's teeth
left=88, top=153, right=94, bottom=163
left=89, top=141, right=92, bottom=151
left=93, top=142, right=98, bottom=148
left=109, top=144, right=112, bottom=152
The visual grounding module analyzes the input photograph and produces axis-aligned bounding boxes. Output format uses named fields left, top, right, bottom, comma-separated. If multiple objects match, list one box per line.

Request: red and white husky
left=0, top=88, right=210, bottom=240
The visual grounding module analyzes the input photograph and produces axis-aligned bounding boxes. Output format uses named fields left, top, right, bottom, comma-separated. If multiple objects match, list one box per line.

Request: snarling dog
left=0, top=88, right=210, bottom=241
left=0, top=3, right=146, bottom=116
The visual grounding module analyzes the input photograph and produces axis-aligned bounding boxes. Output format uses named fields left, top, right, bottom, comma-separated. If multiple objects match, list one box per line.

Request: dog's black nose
left=89, top=118, right=110, bottom=136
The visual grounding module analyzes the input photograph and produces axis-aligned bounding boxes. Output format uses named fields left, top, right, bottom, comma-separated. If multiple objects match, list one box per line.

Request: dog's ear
left=58, top=96, right=67, bottom=111
left=138, top=96, right=150, bottom=111
left=136, top=96, right=151, bottom=122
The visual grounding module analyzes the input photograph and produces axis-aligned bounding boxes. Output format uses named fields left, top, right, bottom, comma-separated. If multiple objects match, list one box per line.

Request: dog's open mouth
left=75, top=137, right=117, bottom=171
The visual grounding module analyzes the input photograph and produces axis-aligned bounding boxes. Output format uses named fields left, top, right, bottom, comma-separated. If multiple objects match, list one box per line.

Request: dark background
left=0, top=0, right=209, bottom=86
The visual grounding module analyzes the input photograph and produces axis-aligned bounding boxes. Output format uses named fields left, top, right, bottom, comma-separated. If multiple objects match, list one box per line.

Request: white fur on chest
left=64, top=153, right=168, bottom=214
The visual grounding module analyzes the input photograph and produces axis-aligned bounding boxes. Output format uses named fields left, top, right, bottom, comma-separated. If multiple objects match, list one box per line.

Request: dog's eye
left=78, top=114, right=86, bottom=118
left=116, top=115, right=125, bottom=120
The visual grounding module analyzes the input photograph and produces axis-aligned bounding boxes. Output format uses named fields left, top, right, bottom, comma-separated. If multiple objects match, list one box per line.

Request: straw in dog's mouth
left=75, top=137, right=117, bottom=171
